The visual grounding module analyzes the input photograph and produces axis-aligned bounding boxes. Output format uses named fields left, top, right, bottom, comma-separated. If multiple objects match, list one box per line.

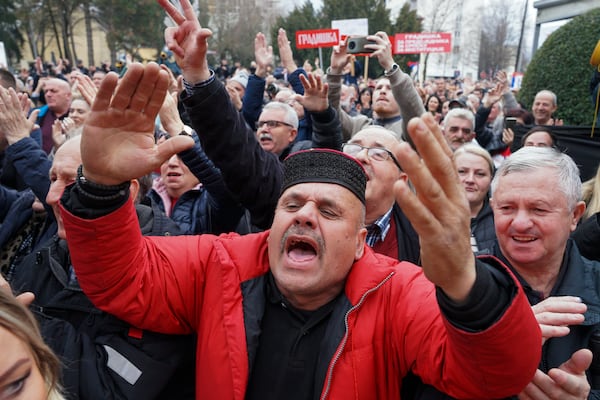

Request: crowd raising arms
left=51, top=1, right=545, bottom=400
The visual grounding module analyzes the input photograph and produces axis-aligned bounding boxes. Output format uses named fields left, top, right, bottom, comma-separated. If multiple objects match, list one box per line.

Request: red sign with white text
left=394, top=33, right=452, bottom=54
left=296, top=29, right=340, bottom=49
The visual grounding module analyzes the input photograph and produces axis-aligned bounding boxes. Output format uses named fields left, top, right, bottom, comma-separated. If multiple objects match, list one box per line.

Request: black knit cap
left=282, top=149, right=367, bottom=204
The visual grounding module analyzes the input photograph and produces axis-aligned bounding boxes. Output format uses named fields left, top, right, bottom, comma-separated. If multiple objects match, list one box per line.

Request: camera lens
left=348, top=41, right=356, bottom=50
left=267, top=83, right=278, bottom=94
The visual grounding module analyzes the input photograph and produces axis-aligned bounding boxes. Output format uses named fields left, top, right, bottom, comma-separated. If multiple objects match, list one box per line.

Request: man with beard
left=326, top=32, right=425, bottom=146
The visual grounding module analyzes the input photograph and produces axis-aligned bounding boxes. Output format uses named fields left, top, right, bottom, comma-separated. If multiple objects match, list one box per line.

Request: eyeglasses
left=342, top=142, right=402, bottom=171
left=256, top=120, right=294, bottom=130
left=447, top=126, right=472, bottom=134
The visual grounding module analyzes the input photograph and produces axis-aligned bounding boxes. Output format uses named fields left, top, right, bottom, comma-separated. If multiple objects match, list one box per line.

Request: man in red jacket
left=57, top=1, right=544, bottom=399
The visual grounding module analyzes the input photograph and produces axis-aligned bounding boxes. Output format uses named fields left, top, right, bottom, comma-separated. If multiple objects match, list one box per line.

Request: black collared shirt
left=245, top=273, right=339, bottom=400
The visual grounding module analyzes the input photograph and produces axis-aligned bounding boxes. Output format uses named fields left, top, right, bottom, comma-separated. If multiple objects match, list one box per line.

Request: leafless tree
left=478, top=0, right=522, bottom=78
left=415, top=0, right=454, bottom=79
left=209, top=0, right=281, bottom=67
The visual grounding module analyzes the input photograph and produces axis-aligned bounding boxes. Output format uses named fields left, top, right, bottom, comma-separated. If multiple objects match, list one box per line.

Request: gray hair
left=535, top=89, right=558, bottom=107
left=263, top=101, right=299, bottom=129
left=443, top=108, right=475, bottom=130
left=491, top=147, right=581, bottom=210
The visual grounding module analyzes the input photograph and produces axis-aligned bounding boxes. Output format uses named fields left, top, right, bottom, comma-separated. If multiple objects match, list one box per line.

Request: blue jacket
left=0, top=137, right=55, bottom=275
left=146, top=138, right=246, bottom=235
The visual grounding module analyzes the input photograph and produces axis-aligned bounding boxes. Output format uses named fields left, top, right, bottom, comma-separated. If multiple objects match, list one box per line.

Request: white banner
left=0, top=42, right=7, bottom=69
left=331, top=18, right=369, bottom=38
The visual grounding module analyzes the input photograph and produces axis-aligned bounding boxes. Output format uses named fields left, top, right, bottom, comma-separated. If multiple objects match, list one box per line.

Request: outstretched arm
left=0, top=87, right=52, bottom=211
left=159, top=0, right=213, bottom=84
left=294, top=73, right=342, bottom=150
left=394, top=113, right=475, bottom=301
left=241, top=32, right=272, bottom=127
left=80, top=63, right=193, bottom=186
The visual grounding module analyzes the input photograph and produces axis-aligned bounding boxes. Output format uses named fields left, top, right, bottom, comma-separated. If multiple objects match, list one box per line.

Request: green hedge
left=518, top=7, right=600, bottom=126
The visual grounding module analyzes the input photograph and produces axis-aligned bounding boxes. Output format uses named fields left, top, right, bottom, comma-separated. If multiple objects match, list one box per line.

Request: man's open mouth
left=286, top=237, right=318, bottom=261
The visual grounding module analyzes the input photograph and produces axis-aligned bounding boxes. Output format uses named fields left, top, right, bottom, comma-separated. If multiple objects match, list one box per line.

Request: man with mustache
left=254, top=101, right=300, bottom=157
left=56, top=2, right=541, bottom=398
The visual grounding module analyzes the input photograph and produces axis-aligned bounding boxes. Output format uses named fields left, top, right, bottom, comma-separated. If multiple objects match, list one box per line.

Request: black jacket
left=573, top=212, right=600, bottom=262
left=495, top=240, right=600, bottom=400
left=472, top=198, right=496, bottom=255
left=181, top=75, right=342, bottom=230
left=391, top=203, right=421, bottom=265
left=10, top=204, right=195, bottom=400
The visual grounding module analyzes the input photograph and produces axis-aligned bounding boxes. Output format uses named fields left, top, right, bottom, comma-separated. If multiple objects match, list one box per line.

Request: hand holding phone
left=347, top=37, right=376, bottom=54
left=504, top=117, right=517, bottom=130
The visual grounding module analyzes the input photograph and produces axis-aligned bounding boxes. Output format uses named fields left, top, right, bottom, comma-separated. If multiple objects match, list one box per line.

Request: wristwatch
left=384, top=63, right=399, bottom=77
left=178, top=125, right=194, bottom=137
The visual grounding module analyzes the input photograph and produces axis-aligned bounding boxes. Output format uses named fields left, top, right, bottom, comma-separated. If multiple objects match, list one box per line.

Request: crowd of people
left=1, top=0, right=600, bottom=398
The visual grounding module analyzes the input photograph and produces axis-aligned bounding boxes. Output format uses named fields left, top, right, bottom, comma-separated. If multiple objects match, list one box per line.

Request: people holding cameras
left=326, top=32, right=425, bottom=146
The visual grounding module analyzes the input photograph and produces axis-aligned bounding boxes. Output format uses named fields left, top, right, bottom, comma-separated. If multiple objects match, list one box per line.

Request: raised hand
left=225, top=83, right=243, bottom=111
left=495, top=70, right=511, bottom=94
left=502, top=127, right=514, bottom=147
left=158, top=71, right=186, bottom=137
left=394, top=113, right=475, bottom=301
left=277, top=28, right=297, bottom=72
left=81, top=62, right=193, bottom=185
left=158, top=0, right=212, bottom=84
left=159, top=64, right=180, bottom=97
left=519, top=349, right=592, bottom=400
left=295, top=73, right=328, bottom=113
left=254, top=32, right=273, bottom=78
left=365, top=31, right=395, bottom=72
left=75, top=72, right=98, bottom=106
left=0, top=87, right=33, bottom=146
left=329, top=40, right=351, bottom=74
left=52, top=119, right=66, bottom=149
left=531, top=296, right=586, bottom=345
left=483, top=82, right=505, bottom=108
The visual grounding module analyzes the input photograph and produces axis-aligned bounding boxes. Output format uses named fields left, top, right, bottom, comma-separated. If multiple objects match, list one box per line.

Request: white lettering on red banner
left=394, top=32, right=452, bottom=54
left=296, top=29, right=340, bottom=49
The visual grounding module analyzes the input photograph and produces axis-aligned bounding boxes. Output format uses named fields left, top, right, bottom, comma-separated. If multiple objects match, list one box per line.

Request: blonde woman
left=0, top=288, right=64, bottom=400
left=582, top=164, right=600, bottom=220
left=454, top=144, right=496, bottom=254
